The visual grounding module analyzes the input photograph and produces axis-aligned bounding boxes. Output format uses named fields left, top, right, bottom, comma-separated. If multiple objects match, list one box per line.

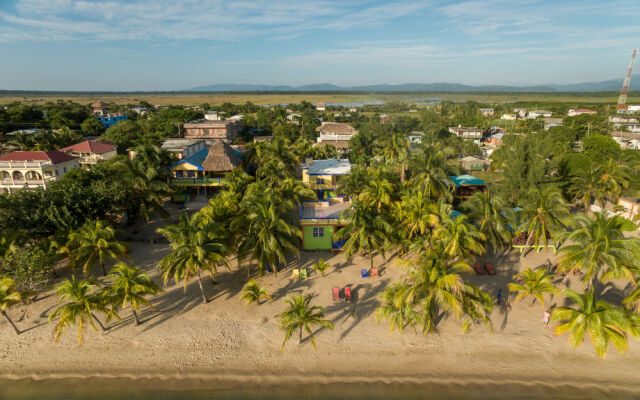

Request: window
left=187, top=171, right=196, bottom=177
left=315, top=178, right=325, bottom=185
left=175, top=170, right=183, bottom=177
left=55, top=170, right=59, bottom=176
left=312, top=227, right=324, bottom=238
left=63, top=167, right=67, bottom=173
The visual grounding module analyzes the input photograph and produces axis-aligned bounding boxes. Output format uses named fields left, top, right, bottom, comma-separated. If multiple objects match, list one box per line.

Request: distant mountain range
left=186, top=76, right=640, bottom=93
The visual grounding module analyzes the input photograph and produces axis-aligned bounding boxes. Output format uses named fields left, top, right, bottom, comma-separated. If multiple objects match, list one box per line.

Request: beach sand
left=2, top=227, right=640, bottom=398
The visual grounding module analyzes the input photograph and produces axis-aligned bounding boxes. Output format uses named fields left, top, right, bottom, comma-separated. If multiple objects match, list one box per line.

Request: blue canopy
left=450, top=175, right=486, bottom=187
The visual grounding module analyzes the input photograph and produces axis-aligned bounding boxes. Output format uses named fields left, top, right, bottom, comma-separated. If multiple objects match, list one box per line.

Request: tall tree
left=62, top=219, right=128, bottom=276
left=157, top=213, right=230, bottom=304
left=516, top=186, right=569, bottom=251
left=277, top=294, right=334, bottom=350
left=508, top=267, right=557, bottom=307
left=0, top=277, right=31, bottom=335
left=462, top=191, right=514, bottom=252
left=106, top=262, right=161, bottom=325
left=116, top=158, right=171, bottom=223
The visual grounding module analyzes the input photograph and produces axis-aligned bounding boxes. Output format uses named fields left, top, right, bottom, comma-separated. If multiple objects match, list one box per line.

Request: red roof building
left=59, top=140, right=117, bottom=167
left=0, top=151, right=80, bottom=192
left=0, top=151, right=77, bottom=164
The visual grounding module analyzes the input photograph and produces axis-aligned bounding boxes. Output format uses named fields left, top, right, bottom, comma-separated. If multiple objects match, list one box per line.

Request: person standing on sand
left=543, top=311, right=551, bottom=327
left=496, top=289, right=502, bottom=305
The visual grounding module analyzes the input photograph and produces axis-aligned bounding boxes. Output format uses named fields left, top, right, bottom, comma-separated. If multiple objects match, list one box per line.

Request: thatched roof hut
left=201, top=140, right=243, bottom=172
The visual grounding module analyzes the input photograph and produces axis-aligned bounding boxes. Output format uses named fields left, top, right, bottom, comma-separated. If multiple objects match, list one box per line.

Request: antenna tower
left=617, top=48, right=638, bottom=112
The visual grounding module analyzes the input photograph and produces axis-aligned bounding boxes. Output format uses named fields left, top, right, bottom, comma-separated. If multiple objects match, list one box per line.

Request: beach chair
left=370, top=268, right=380, bottom=278
left=292, top=269, right=299, bottom=279
left=485, top=263, right=496, bottom=275
left=333, top=287, right=340, bottom=302
left=299, top=268, right=307, bottom=279
left=475, top=263, right=485, bottom=275
left=361, top=269, right=369, bottom=278
left=344, top=286, right=352, bottom=302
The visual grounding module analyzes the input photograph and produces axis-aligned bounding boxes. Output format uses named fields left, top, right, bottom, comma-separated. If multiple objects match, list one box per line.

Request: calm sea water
left=1, top=377, right=638, bottom=400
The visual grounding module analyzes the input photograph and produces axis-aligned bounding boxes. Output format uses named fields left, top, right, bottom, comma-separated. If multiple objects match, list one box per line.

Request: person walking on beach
left=543, top=310, right=551, bottom=327
left=496, top=289, right=502, bottom=305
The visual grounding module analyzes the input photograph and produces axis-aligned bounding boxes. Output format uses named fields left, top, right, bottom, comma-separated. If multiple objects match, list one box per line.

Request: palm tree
left=49, top=276, right=111, bottom=345
left=462, top=191, right=514, bottom=252
left=431, top=211, right=485, bottom=261
left=157, top=213, right=230, bottom=304
left=551, top=289, right=630, bottom=358
left=360, top=172, right=394, bottom=213
left=409, top=145, right=452, bottom=200
left=6, top=132, right=34, bottom=151
left=382, top=133, right=410, bottom=183
left=240, top=279, right=271, bottom=305
left=600, top=159, right=630, bottom=204
left=374, top=283, right=419, bottom=334
left=508, top=267, right=557, bottom=307
left=63, top=219, right=128, bottom=276
left=397, top=189, right=439, bottom=241
left=116, top=158, right=171, bottom=223
left=311, top=259, right=331, bottom=276
left=106, top=262, right=161, bottom=325
left=556, top=212, right=640, bottom=285
left=516, top=186, right=569, bottom=251
left=568, top=166, right=608, bottom=209
left=377, top=251, right=492, bottom=334
left=277, top=294, right=334, bottom=350
left=623, top=283, right=640, bottom=312
left=337, top=164, right=369, bottom=199
left=275, top=177, right=316, bottom=208
left=0, top=277, right=30, bottom=335
left=233, top=192, right=300, bottom=276
left=334, top=199, right=393, bottom=270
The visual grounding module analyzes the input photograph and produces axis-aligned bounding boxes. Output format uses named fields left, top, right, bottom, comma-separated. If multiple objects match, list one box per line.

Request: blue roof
left=170, top=148, right=208, bottom=170
left=450, top=175, right=486, bottom=187
left=450, top=210, right=464, bottom=220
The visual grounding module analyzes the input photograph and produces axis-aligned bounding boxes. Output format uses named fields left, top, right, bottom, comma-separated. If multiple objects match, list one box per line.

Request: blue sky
left=0, top=0, right=639, bottom=91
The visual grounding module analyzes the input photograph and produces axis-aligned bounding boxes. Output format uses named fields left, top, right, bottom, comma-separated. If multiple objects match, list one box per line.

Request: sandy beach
left=2, top=213, right=640, bottom=398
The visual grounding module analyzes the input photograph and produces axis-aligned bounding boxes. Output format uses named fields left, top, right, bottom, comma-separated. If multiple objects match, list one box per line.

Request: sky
left=0, top=0, right=639, bottom=91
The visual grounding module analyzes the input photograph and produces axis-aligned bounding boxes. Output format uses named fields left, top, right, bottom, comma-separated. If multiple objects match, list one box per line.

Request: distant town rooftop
left=302, top=159, right=352, bottom=175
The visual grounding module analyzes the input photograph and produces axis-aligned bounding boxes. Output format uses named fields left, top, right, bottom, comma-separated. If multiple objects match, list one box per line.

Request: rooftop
left=60, top=140, right=115, bottom=154
left=300, top=201, right=351, bottom=220
left=161, top=139, right=205, bottom=150
left=450, top=174, right=486, bottom=187
left=173, top=140, right=242, bottom=172
left=316, top=122, right=357, bottom=135
left=302, top=159, right=351, bottom=175
left=449, top=126, right=481, bottom=132
left=183, top=119, right=238, bottom=127
left=0, top=150, right=77, bottom=164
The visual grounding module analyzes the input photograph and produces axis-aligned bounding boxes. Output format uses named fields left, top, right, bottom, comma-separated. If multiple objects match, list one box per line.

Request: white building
left=0, top=151, right=79, bottom=193
left=513, top=108, right=527, bottom=118
left=448, top=126, right=483, bottom=143
left=161, top=139, right=208, bottom=160
left=567, top=109, right=597, bottom=116
left=501, top=113, right=517, bottom=120
left=315, top=103, right=326, bottom=112
left=527, top=110, right=552, bottom=119
left=627, top=105, right=640, bottom=113
left=59, top=140, right=117, bottom=168
left=479, top=108, right=494, bottom=117
left=315, top=122, right=358, bottom=150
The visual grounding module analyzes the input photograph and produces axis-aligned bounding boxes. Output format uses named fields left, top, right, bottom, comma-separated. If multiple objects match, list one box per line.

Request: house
left=567, top=109, right=597, bottom=117
left=301, top=158, right=351, bottom=200
left=617, top=198, right=640, bottom=222
left=479, top=108, right=494, bottom=117
left=486, top=132, right=505, bottom=146
left=315, top=103, right=326, bottom=112
left=450, top=175, right=486, bottom=200
left=169, top=140, right=243, bottom=196
left=609, top=116, right=640, bottom=133
left=160, top=139, right=207, bottom=160
left=315, top=122, right=358, bottom=150
left=204, top=111, right=220, bottom=121
left=460, top=156, right=485, bottom=171
left=627, top=105, right=640, bottom=113
left=299, top=197, right=351, bottom=251
left=96, top=113, right=128, bottom=129
left=513, top=108, right=527, bottom=118
left=0, top=151, right=79, bottom=193
left=407, top=131, right=424, bottom=146
left=611, top=131, right=640, bottom=150
left=59, top=139, right=117, bottom=168
left=545, top=123, right=564, bottom=130
left=5, top=128, right=42, bottom=136
left=92, top=101, right=108, bottom=115
left=183, top=118, right=242, bottom=142
left=501, top=113, right=517, bottom=120
left=130, top=107, right=148, bottom=116
left=379, top=114, right=391, bottom=123
left=527, top=110, right=552, bottom=119
left=448, top=126, right=483, bottom=143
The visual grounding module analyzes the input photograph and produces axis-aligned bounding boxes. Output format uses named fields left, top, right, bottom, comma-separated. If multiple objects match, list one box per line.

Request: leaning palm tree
left=397, top=189, right=439, bottom=241
left=62, top=219, right=128, bottom=276
left=556, top=212, right=640, bottom=285
left=277, top=294, right=334, bottom=350
left=508, top=267, right=557, bottom=307
left=49, top=276, right=111, bottom=345
left=375, top=282, right=419, bottom=334
left=431, top=211, right=485, bottom=262
left=334, top=199, right=393, bottom=270
left=0, top=277, right=31, bottom=335
left=551, top=289, right=630, bottom=359
left=157, top=213, right=230, bottom=304
left=233, top=192, right=300, bottom=276
left=462, top=191, right=514, bottom=252
left=106, top=262, right=161, bottom=325
left=240, top=279, right=271, bottom=306
left=516, top=186, right=569, bottom=251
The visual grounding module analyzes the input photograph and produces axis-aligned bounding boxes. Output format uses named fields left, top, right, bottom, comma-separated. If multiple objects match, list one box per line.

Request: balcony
left=170, top=177, right=228, bottom=186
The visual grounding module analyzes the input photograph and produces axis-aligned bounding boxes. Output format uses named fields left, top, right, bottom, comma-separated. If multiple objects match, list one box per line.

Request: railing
left=170, top=177, right=228, bottom=186
left=0, top=161, right=52, bottom=168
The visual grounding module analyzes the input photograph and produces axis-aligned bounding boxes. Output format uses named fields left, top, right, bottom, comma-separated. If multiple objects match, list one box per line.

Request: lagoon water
left=1, top=377, right=638, bottom=400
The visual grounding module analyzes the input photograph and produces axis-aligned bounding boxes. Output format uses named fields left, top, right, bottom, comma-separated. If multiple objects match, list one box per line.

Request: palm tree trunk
left=132, top=310, right=140, bottom=325
left=370, top=252, right=374, bottom=270
left=101, top=262, right=107, bottom=276
left=91, top=313, right=106, bottom=332
left=1, top=310, right=20, bottom=335
left=299, top=326, right=303, bottom=343
left=196, top=271, right=208, bottom=304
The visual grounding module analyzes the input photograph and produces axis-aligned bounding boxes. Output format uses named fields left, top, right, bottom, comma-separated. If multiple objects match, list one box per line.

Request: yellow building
left=301, top=158, right=351, bottom=200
